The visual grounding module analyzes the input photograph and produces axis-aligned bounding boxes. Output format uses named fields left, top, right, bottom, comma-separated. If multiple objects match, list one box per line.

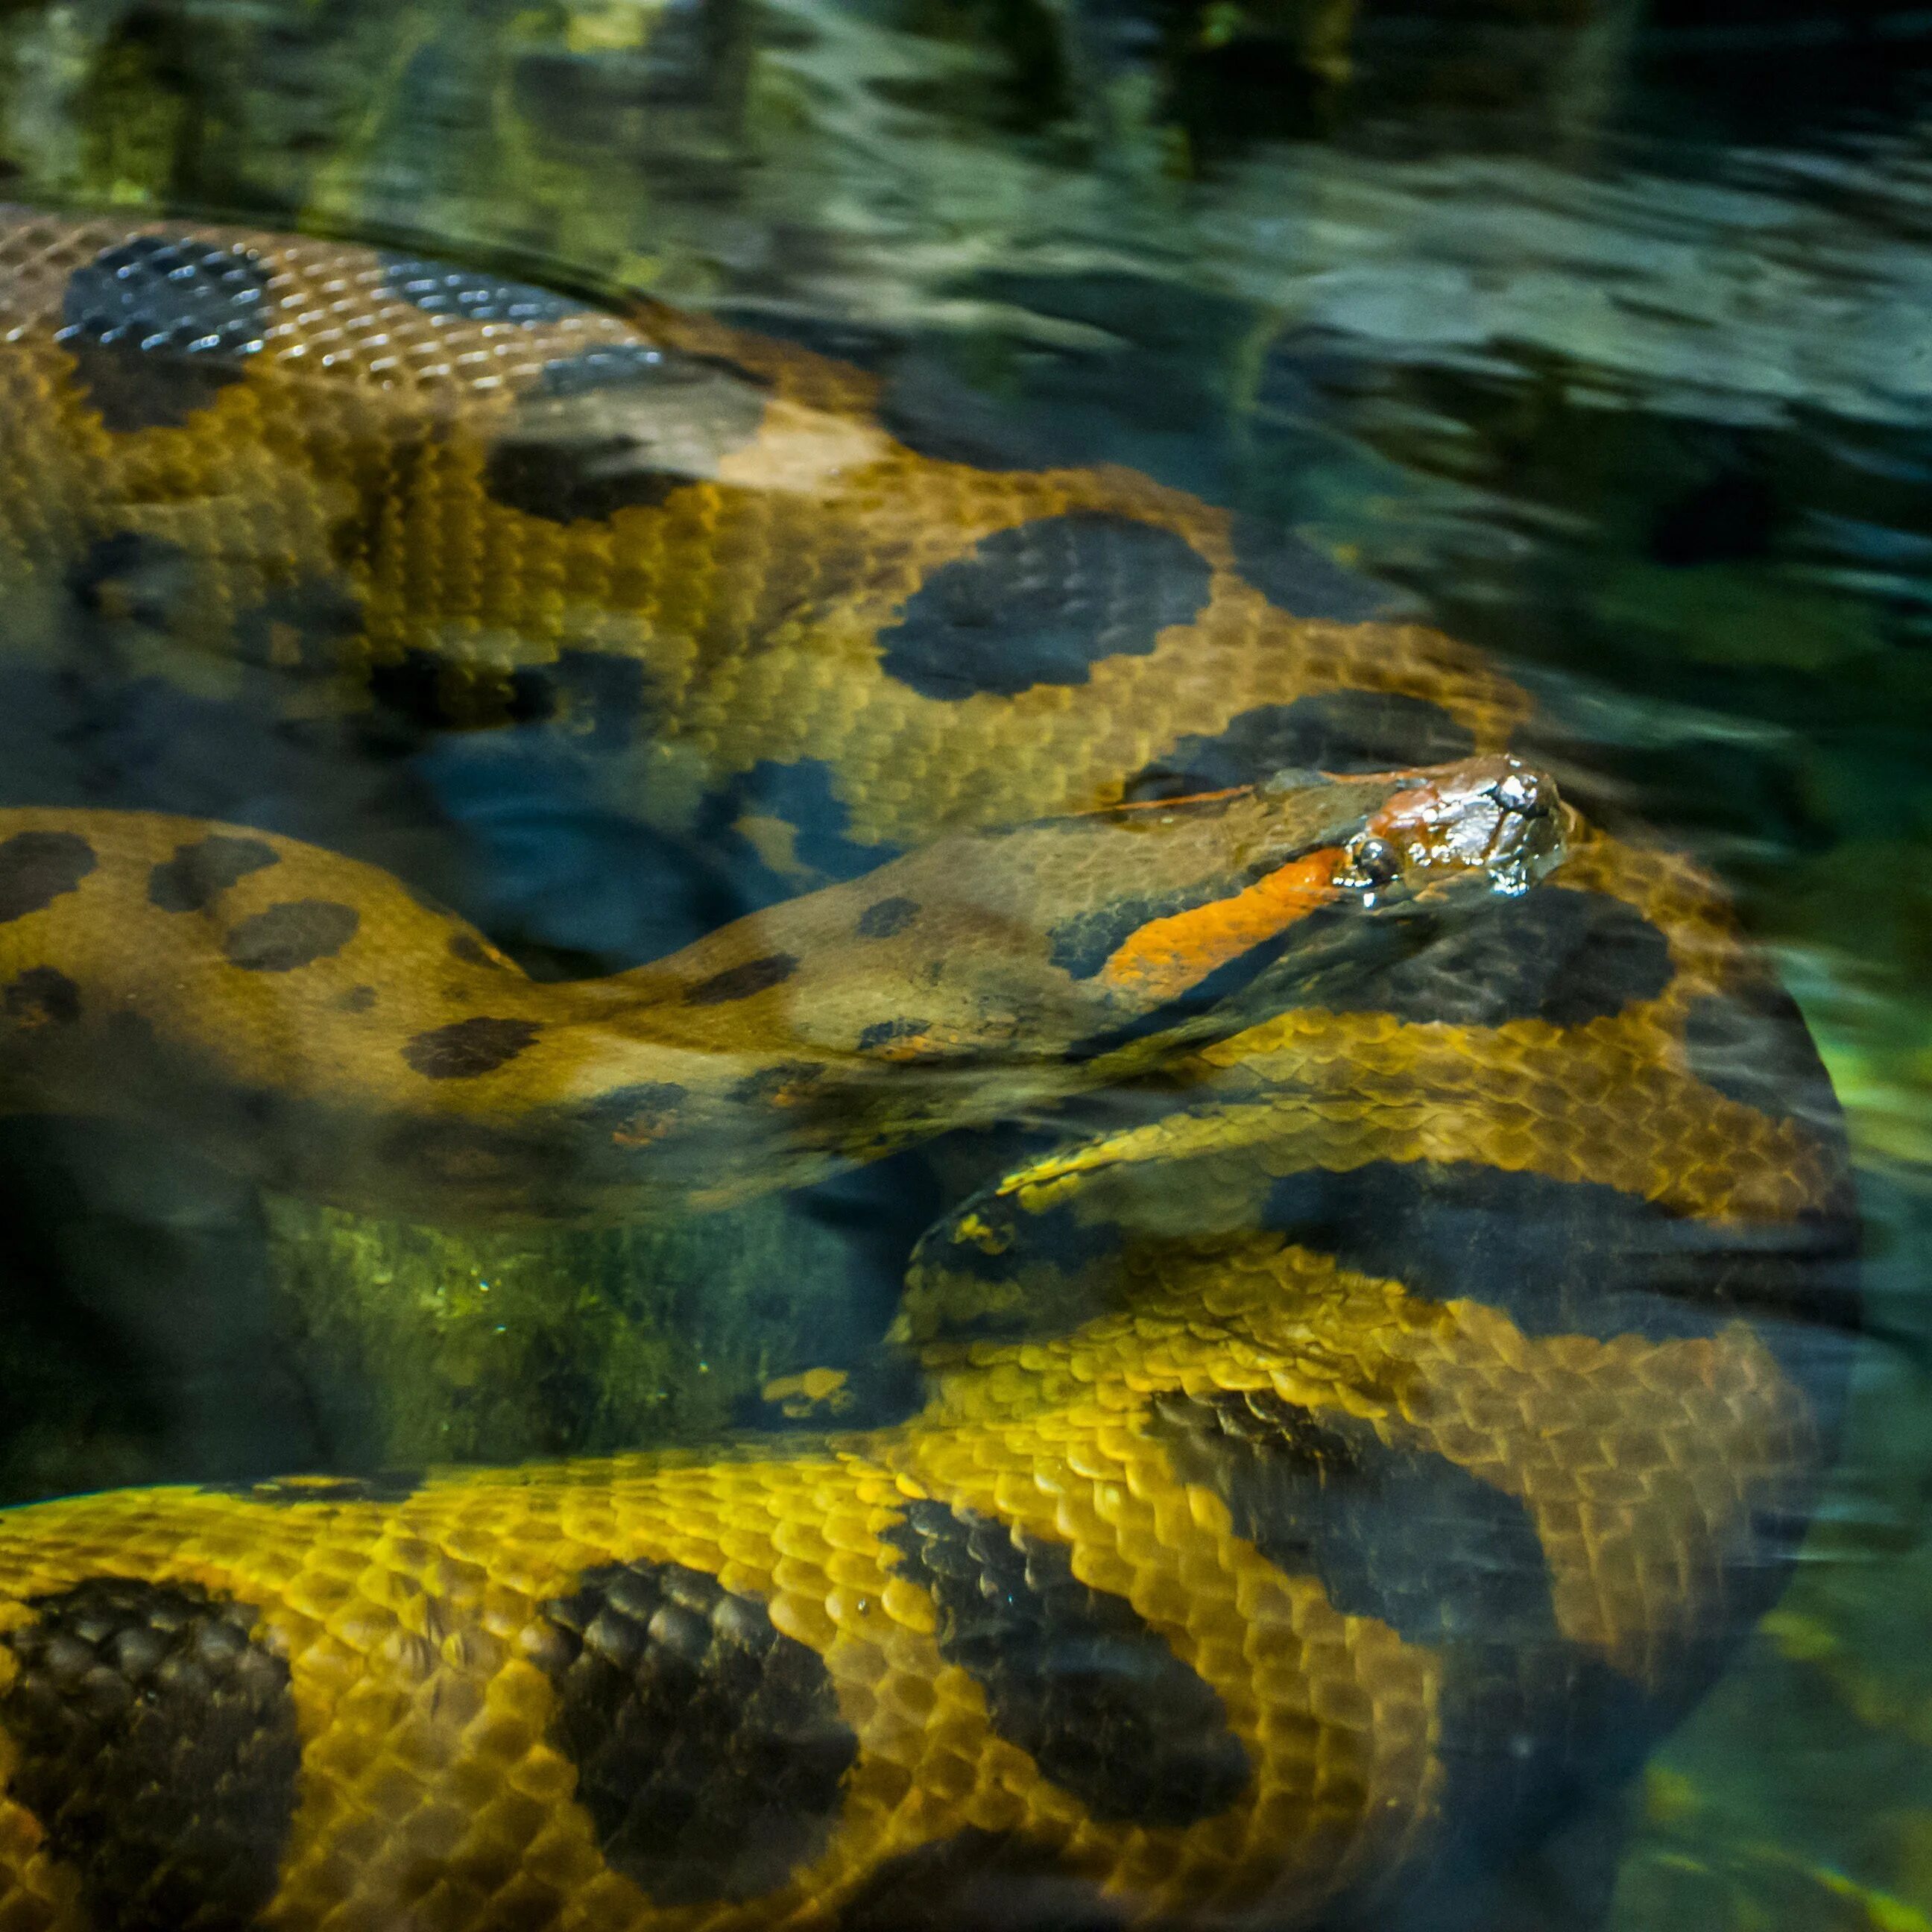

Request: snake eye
left=1345, top=835, right=1401, bottom=891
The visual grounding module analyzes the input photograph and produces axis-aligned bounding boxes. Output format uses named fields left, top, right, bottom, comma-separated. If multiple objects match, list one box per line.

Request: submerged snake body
left=0, top=212, right=1859, bottom=1931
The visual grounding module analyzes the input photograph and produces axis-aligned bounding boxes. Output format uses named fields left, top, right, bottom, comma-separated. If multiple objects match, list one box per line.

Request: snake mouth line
left=1092, top=755, right=1568, bottom=1019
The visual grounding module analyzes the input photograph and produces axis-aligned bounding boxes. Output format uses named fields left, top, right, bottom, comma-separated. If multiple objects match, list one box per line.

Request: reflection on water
left=0, top=1, right=1924, bottom=1927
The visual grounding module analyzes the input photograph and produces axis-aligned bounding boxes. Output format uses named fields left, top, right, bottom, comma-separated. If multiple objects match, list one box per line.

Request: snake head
left=1328, top=754, right=1567, bottom=906
left=1087, top=754, right=1569, bottom=1017
left=615, top=752, right=1573, bottom=1199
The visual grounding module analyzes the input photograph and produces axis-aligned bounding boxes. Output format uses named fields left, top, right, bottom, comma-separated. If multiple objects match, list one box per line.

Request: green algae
left=0, top=1, right=1926, bottom=1924
left=262, top=1190, right=889, bottom=1468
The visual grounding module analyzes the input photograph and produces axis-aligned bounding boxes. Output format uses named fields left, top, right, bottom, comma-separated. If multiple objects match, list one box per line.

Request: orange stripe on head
left=1096, top=850, right=1342, bottom=1005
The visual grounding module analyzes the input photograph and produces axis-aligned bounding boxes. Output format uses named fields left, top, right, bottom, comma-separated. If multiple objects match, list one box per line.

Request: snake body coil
left=0, top=212, right=1857, bottom=1931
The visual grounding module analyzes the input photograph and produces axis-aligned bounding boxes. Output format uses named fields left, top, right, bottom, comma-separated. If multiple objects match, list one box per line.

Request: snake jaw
left=1342, top=754, right=1568, bottom=904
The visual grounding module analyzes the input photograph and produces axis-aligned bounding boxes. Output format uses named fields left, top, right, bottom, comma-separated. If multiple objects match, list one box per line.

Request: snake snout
left=1345, top=754, right=1568, bottom=901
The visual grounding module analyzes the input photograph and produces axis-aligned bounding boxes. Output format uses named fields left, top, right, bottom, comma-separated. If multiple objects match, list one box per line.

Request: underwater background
left=0, top=0, right=1927, bottom=1924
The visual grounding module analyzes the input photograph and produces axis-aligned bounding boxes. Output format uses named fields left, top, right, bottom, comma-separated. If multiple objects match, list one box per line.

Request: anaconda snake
left=0, top=212, right=1857, bottom=1932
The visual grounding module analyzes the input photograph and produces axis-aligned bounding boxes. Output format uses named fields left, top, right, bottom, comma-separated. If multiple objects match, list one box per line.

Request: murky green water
left=0, top=1, right=1926, bottom=1925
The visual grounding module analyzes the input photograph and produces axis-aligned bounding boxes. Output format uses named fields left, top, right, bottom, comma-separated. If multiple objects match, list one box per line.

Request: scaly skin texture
left=0, top=210, right=1859, bottom=1931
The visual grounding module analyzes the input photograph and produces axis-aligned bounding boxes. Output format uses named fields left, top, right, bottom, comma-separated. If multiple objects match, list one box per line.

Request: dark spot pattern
left=379, top=251, right=588, bottom=323
left=0, top=1576, right=300, bottom=1932
left=837, top=1830, right=1130, bottom=1932
left=1150, top=1393, right=1645, bottom=1867
left=1257, top=1160, right=1858, bottom=1394
left=222, top=900, right=360, bottom=973
left=505, top=650, right=656, bottom=749
left=66, top=531, right=195, bottom=635
left=1046, top=866, right=1266, bottom=982
left=148, top=835, right=280, bottom=914
left=209, top=1471, right=422, bottom=1506
left=484, top=345, right=768, bottom=525
left=1153, top=1391, right=1553, bottom=1646
left=1683, top=982, right=1843, bottom=1131
left=536, top=1559, right=856, bottom=1904
left=883, top=1499, right=1248, bottom=1824
left=684, top=953, right=798, bottom=1006
left=364, top=648, right=456, bottom=739
left=1126, top=691, right=1474, bottom=800
left=1227, top=514, right=1397, bottom=623
left=729, top=1061, right=825, bottom=1105
left=447, top=933, right=502, bottom=970
left=577, top=1081, right=689, bottom=1142
left=1313, top=886, right=1673, bottom=1029
left=336, top=985, right=376, bottom=1014
left=402, top=1015, right=542, bottom=1079
left=696, top=758, right=896, bottom=903
left=59, top=236, right=270, bottom=430
left=856, top=896, right=919, bottom=939
left=878, top=514, right=1213, bottom=701
left=0, top=830, right=96, bottom=924
left=1062, top=899, right=1361, bottom=1064
left=230, top=575, right=365, bottom=676
left=4, top=965, right=80, bottom=1026
left=904, top=1196, right=1123, bottom=1344
left=856, top=1017, right=930, bottom=1053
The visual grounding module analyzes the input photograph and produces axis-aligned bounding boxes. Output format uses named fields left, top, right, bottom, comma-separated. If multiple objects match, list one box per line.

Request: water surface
left=0, top=1, right=1928, bottom=1925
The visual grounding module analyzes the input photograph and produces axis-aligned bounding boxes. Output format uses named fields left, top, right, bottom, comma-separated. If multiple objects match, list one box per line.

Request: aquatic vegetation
left=0, top=0, right=1923, bottom=1924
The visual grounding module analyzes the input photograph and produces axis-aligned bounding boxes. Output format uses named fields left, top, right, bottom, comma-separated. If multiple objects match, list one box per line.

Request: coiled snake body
left=0, top=212, right=1857, bottom=1931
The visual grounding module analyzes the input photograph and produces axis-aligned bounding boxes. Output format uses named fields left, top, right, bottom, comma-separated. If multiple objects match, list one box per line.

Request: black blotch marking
left=537, top=1559, right=856, bottom=1904
left=222, top=900, right=359, bottom=973
left=908, top=1195, right=1124, bottom=1343
left=147, top=835, right=280, bottom=914
left=1257, top=1159, right=1859, bottom=1393
left=379, top=251, right=589, bottom=323
left=856, top=896, right=918, bottom=940
left=1046, top=866, right=1265, bottom=983
left=402, top=1016, right=542, bottom=1079
left=59, top=235, right=270, bottom=430
left=337, top=985, right=376, bottom=1014
left=879, top=514, right=1212, bottom=701
left=483, top=344, right=768, bottom=525
left=1153, top=1391, right=1552, bottom=1647
left=1150, top=1392, right=1645, bottom=1866
left=1684, top=982, right=1843, bottom=1131
left=1061, top=897, right=1358, bottom=1064
left=883, top=1498, right=1248, bottom=1823
left=447, top=933, right=502, bottom=970
left=0, top=830, right=97, bottom=924
left=857, top=1017, right=929, bottom=1053
left=66, top=530, right=195, bottom=635
left=684, top=953, right=798, bottom=1006
left=575, top=1081, right=689, bottom=1143
left=209, top=1471, right=422, bottom=1506
left=1315, top=886, right=1673, bottom=1029
left=838, top=1829, right=1130, bottom=1932
left=363, top=643, right=655, bottom=745
left=729, top=1061, right=824, bottom=1105
left=4, top=965, right=80, bottom=1026
left=1126, top=690, right=1474, bottom=800
left=0, top=1576, right=300, bottom=1932
left=697, top=758, right=895, bottom=898
left=505, top=649, right=654, bottom=750
left=230, top=575, right=365, bottom=677
left=363, top=648, right=450, bottom=740
left=1227, top=514, right=1395, bottom=623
